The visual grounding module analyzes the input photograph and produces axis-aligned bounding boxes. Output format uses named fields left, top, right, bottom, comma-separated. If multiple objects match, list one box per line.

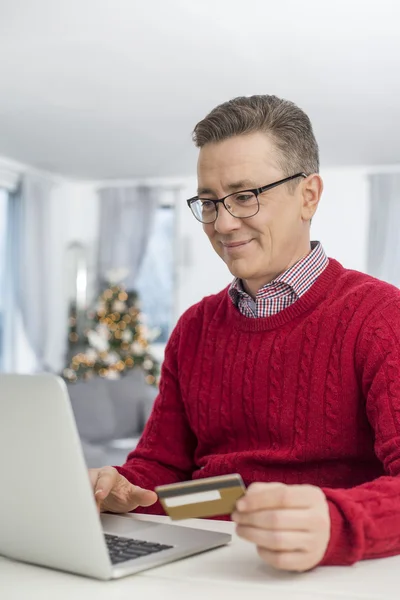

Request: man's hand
left=232, top=483, right=330, bottom=572
left=89, top=466, right=158, bottom=513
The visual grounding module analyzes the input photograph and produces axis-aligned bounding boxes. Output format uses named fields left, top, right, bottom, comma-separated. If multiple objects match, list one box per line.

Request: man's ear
left=301, top=174, right=323, bottom=222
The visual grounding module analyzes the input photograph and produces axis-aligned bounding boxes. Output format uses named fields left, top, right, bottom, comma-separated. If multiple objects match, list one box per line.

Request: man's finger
left=256, top=547, right=312, bottom=572
left=237, top=483, right=324, bottom=512
left=236, top=525, right=312, bottom=552
left=95, top=493, right=102, bottom=513
left=94, top=467, right=118, bottom=500
left=232, top=508, right=313, bottom=531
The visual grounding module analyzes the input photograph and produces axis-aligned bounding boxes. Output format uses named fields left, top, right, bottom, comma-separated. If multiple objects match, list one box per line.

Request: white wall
left=62, top=181, right=100, bottom=307
left=313, top=167, right=369, bottom=273
left=48, top=181, right=100, bottom=371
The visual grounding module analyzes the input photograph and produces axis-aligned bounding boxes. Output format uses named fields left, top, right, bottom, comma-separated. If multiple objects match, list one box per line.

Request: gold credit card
left=155, top=473, right=246, bottom=520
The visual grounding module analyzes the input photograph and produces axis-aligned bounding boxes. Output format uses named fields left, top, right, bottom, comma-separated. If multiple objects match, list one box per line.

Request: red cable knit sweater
left=116, top=259, right=400, bottom=566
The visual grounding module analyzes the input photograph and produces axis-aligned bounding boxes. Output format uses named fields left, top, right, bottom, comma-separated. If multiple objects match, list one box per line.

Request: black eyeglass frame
left=186, top=172, right=307, bottom=223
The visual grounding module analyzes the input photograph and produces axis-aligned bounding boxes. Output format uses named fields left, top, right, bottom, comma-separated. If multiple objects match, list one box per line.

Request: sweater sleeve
left=320, top=297, right=400, bottom=565
left=114, top=316, right=197, bottom=513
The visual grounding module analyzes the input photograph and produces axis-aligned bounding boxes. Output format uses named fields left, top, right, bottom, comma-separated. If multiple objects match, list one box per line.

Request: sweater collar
left=226, top=258, right=345, bottom=332
left=228, top=242, right=328, bottom=317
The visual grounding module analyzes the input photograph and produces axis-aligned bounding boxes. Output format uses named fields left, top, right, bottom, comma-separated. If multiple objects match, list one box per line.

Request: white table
left=1, top=514, right=398, bottom=600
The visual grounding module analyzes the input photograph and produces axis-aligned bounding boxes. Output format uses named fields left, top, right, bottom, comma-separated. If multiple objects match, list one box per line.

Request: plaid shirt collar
left=228, top=241, right=329, bottom=318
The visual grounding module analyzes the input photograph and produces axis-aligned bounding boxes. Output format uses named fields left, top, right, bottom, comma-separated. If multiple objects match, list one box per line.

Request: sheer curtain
left=367, top=173, right=400, bottom=287
left=0, top=189, right=9, bottom=370
left=4, top=173, right=69, bottom=373
left=96, top=186, right=158, bottom=291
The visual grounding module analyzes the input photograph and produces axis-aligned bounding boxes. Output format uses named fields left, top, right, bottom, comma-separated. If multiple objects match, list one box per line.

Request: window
left=0, top=189, right=8, bottom=368
left=135, top=204, right=175, bottom=344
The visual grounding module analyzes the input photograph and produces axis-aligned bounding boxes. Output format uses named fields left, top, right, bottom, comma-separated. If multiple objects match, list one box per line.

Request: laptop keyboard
left=105, top=533, right=174, bottom=565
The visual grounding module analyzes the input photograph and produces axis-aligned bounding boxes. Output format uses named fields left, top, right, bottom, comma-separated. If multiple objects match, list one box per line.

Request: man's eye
left=235, top=194, right=254, bottom=203
left=201, top=200, right=214, bottom=210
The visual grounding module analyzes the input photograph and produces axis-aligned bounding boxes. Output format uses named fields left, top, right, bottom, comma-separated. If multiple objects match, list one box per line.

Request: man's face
left=197, top=132, right=321, bottom=296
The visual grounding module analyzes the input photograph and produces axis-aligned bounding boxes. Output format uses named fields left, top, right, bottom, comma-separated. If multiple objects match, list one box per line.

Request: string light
left=64, top=284, right=160, bottom=388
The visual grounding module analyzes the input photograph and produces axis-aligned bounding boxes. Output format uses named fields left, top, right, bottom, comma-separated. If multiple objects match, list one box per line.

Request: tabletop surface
left=1, top=513, right=398, bottom=600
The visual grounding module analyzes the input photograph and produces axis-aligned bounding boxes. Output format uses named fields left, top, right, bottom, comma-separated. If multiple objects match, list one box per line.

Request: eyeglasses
left=186, top=172, right=307, bottom=224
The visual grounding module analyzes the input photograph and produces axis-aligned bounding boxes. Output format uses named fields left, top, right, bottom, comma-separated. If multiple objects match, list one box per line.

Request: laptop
left=0, top=373, right=231, bottom=580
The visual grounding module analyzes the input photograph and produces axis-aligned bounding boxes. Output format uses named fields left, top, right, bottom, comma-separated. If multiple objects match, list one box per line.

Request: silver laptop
left=0, top=373, right=231, bottom=580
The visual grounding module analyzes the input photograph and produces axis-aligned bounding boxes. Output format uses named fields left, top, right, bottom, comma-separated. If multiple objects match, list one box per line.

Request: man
left=90, top=95, right=400, bottom=572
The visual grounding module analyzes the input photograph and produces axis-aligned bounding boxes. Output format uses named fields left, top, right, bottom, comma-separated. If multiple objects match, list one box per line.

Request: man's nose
left=213, top=204, right=241, bottom=234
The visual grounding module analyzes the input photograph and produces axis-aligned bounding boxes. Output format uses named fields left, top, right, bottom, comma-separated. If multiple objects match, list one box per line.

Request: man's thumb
left=129, top=485, right=158, bottom=507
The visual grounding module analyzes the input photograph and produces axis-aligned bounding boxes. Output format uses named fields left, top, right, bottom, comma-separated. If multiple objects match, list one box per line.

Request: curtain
left=96, top=186, right=158, bottom=291
left=8, top=174, right=69, bottom=373
left=1, top=189, right=16, bottom=371
left=0, top=166, right=22, bottom=371
left=367, top=174, right=400, bottom=287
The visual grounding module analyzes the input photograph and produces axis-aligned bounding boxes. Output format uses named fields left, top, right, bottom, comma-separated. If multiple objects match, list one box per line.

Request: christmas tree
left=63, top=284, right=160, bottom=387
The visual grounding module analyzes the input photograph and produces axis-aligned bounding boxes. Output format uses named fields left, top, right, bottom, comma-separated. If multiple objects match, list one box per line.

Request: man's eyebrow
left=197, top=180, right=256, bottom=196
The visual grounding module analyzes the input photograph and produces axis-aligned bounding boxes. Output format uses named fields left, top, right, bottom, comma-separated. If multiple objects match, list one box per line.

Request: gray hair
left=192, top=95, right=319, bottom=177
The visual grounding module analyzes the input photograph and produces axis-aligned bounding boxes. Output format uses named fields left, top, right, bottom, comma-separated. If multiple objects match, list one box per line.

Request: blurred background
left=0, top=0, right=399, bottom=466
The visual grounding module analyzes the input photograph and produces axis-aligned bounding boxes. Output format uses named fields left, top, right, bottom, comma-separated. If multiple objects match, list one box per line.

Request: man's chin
left=224, top=259, right=255, bottom=280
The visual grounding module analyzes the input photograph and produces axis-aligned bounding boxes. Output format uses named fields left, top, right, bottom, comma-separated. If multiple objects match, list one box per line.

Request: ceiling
left=0, top=0, right=399, bottom=179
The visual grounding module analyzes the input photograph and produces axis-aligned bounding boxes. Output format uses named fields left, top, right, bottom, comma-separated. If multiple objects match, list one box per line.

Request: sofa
left=66, top=367, right=158, bottom=468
